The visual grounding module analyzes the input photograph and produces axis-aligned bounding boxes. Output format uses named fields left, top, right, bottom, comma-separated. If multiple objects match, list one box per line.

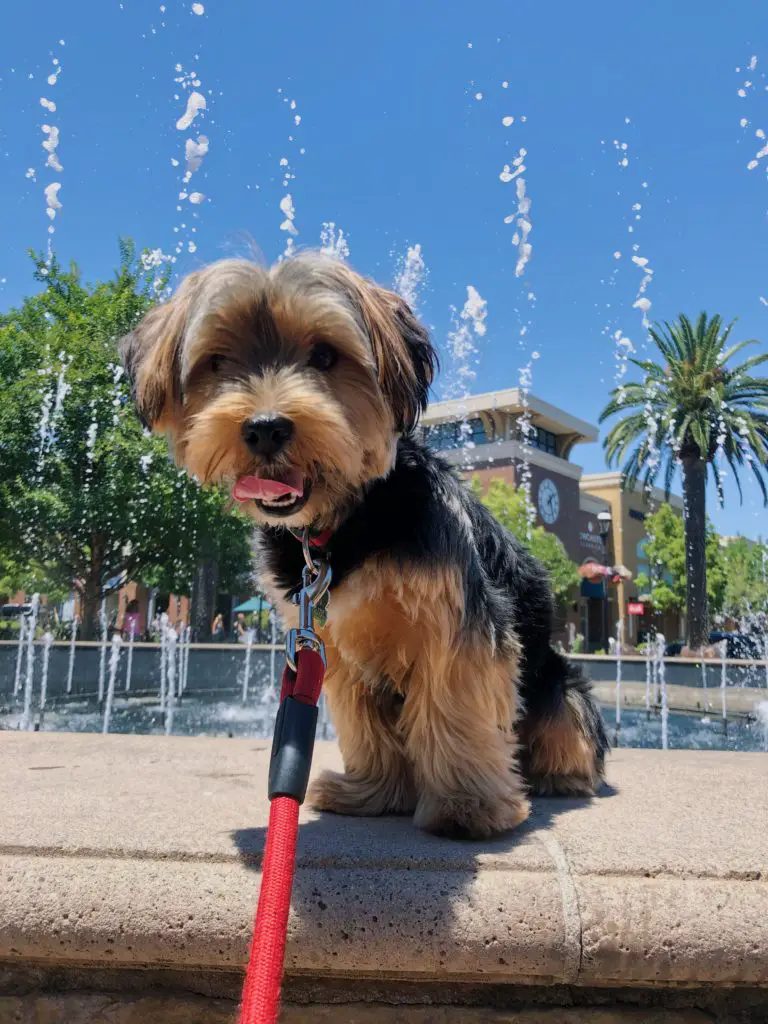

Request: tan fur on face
left=305, top=559, right=530, bottom=839
left=119, top=253, right=433, bottom=528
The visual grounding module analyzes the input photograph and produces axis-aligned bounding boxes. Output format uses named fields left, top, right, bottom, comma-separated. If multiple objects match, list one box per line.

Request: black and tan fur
left=120, top=251, right=608, bottom=839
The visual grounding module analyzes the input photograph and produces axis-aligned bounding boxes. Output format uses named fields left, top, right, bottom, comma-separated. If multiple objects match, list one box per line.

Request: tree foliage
left=635, top=504, right=724, bottom=614
left=600, top=312, right=768, bottom=648
left=473, top=477, right=580, bottom=601
left=600, top=313, right=768, bottom=501
left=718, top=536, right=768, bottom=624
left=0, top=243, right=254, bottom=636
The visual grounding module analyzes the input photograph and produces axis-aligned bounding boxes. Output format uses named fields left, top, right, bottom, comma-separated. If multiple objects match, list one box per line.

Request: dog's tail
left=519, top=648, right=609, bottom=796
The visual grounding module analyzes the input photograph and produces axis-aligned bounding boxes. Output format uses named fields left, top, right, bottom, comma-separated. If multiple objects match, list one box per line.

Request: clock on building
left=537, top=478, right=560, bottom=525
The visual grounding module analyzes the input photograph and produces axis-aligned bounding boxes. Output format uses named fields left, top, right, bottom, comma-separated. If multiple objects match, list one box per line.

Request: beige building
left=422, top=389, right=684, bottom=650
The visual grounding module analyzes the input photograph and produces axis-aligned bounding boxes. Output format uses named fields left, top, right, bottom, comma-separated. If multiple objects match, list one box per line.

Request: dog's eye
left=210, top=355, right=224, bottom=374
left=307, top=342, right=338, bottom=372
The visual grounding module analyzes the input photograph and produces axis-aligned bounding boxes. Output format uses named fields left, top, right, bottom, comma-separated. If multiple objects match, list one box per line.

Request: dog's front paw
left=414, top=789, right=531, bottom=839
left=307, top=768, right=405, bottom=817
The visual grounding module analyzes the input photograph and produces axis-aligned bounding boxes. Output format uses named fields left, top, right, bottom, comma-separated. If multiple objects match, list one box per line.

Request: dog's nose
left=241, top=416, right=294, bottom=458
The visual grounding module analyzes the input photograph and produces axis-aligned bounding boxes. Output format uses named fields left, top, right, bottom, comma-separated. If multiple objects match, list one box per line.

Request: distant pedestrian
left=212, top=612, right=226, bottom=642
left=122, top=599, right=141, bottom=640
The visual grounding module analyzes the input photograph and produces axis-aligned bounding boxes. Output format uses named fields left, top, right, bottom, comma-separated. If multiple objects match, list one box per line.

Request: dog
left=120, top=252, right=608, bottom=838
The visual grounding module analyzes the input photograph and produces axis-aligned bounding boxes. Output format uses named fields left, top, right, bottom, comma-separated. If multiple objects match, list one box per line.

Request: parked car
left=665, top=632, right=761, bottom=660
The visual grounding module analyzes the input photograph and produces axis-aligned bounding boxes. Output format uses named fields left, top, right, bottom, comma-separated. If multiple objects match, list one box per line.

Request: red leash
left=238, top=535, right=331, bottom=1024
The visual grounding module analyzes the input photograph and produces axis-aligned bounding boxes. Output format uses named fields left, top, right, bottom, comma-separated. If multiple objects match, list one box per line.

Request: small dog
left=121, top=253, right=608, bottom=838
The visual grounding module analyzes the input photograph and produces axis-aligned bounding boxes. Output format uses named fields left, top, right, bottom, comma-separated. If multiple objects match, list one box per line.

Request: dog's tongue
left=233, top=471, right=304, bottom=503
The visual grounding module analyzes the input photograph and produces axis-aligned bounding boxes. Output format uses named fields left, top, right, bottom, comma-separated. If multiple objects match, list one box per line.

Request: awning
left=233, top=597, right=273, bottom=613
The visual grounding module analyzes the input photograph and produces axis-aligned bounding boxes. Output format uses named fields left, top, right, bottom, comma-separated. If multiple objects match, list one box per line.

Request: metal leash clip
left=285, top=528, right=332, bottom=672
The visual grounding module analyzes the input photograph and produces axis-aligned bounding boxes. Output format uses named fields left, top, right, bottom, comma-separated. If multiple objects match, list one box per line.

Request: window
left=426, top=418, right=488, bottom=451
left=629, top=508, right=646, bottom=522
left=514, top=421, right=557, bottom=455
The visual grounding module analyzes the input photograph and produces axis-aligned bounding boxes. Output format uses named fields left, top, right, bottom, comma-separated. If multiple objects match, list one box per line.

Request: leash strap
left=238, top=535, right=330, bottom=1024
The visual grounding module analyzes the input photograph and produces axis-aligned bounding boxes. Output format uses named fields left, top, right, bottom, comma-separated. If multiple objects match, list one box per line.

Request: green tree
left=600, top=313, right=768, bottom=649
left=0, top=243, right=253, bottom=638
left=718, top=536, right=768, bottom=625
left=635, top=505, right=725, bottom=627
left=473, top=477, right=580, bottom=601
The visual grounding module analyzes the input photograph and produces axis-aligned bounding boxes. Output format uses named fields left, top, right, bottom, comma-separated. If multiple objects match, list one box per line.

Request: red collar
left=289, top=527, right=333, bottom=551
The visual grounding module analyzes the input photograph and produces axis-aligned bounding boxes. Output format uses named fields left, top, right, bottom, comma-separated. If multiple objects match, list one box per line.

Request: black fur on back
left=260, top=433, right=607, bottom=762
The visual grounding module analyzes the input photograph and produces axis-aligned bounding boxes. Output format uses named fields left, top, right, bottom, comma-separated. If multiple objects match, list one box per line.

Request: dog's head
left=120, top=253, right=436, bottom=528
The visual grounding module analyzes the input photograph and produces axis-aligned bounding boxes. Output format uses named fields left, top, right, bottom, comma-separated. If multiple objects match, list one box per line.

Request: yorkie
left=121, top=253, right=607, bottom=838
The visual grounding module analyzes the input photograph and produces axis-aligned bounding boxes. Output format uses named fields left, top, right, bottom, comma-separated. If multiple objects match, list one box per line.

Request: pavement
left=0, top=734, right=766, bottom=1019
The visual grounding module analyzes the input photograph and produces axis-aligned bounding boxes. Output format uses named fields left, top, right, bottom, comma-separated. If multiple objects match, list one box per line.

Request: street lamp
left=597, top=511, right=613, bottom=653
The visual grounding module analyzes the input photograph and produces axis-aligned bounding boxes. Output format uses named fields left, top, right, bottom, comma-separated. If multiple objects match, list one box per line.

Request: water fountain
left=39, top=631, right=53, bottom=714
left=124, top=630, right=135, bottom=692
left=20, top=594, right=40, bottom=732
left=66, top=616, right=77, bottom=694
left=159, top=612, right=169, bottom=711
left=97, top=597, right=107, bottom=703
left=720, top=639, right=728, bottom=724
left=656, top=632, right=668, bottom=750
left=165, top=627, right=177, bottom=736
left=13, top=617, right=26, bottom=697
left=102, top=634, right=122, bottom=735
left=756, top=701, right=768, bottom=752
left=241, top=629, right=255, bottom=703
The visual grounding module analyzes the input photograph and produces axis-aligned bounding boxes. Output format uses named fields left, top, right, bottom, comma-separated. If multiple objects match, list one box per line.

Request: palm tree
left=600, top=313, right=768, bottom=650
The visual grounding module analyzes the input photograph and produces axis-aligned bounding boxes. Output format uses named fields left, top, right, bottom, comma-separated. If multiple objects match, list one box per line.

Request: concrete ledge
left=0, top=735, right=766, bottom=1019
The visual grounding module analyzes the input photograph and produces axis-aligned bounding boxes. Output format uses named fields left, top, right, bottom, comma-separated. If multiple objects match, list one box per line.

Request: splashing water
left=13, top=616, right=26, bottom=697
left=756, top=701, right=768, bottom=752
left=393, top=243, right=427, bottom=311
left=124, top=630, right=135, bottom=692
left=66, top=616, right=78, bottom=694
left=263, top=612, right=279, bottom=704
left=720, top=640, right=728, bottom=721
left=241, top=629, right=255, bottom=703
left=39, top=630, right=54, bottom=714
left=97, top=597, right=108, bottom=703
left=655, top=632, right=668, bottom=749
left=21, top=594, right=41, bottom=731
left=159, top=612, right=169, bottom=711
left=319, top=222, right=350, bottom=261
left=102, top=634, right=122, bottom=734
left=165, top=626, right=177, bottom=735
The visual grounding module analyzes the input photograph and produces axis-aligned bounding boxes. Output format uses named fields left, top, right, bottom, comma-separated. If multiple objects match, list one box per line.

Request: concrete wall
left=0, top=641, right=274, bottom=699
left=2, top=643, right=766, bottom=701
left=1, top=736, right=766, bottom=1021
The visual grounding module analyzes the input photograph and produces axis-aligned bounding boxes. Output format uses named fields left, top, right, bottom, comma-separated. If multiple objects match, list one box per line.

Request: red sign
left=627, top=602, right=645, bottom=616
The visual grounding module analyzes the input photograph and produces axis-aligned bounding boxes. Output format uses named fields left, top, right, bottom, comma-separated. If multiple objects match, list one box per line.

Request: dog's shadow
left=231, top=780, right=619, bottom=964
left=232, top=779, right=619, bottom=869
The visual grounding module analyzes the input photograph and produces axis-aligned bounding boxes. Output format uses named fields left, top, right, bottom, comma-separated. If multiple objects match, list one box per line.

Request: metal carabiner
left=285, top=531, right=333, bottom=672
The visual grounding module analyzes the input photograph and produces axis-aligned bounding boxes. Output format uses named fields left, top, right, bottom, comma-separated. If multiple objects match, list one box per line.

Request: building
left=579, top=473, right=684, bottom=646
left=422, top=388, right=684, bottom=650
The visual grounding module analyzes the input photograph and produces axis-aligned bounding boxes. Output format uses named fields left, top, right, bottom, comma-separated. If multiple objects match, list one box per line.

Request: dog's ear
left=119, top=275, right=197, bottom=431
left=355, top=282, right=438, bottom=432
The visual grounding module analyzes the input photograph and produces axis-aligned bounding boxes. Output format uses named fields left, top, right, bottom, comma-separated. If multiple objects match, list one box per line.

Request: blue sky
left=1, top=0, right=767, bottom=537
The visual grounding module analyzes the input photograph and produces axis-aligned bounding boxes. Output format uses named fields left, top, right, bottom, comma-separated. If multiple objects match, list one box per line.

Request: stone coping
left=2, top=639, right=768, bottom=668
left=0, top=735, right=766, bottom=993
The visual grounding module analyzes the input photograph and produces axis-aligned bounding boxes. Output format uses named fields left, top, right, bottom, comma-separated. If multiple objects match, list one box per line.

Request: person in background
left=212, top=612, right=226, bottom=642
left=234, top=612, right=247, bottom=643
left=122, top=599, right=141, bottom=640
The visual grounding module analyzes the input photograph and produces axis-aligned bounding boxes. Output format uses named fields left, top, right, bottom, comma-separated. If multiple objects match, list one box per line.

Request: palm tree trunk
left=680, top=455, right=709, bottom=650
